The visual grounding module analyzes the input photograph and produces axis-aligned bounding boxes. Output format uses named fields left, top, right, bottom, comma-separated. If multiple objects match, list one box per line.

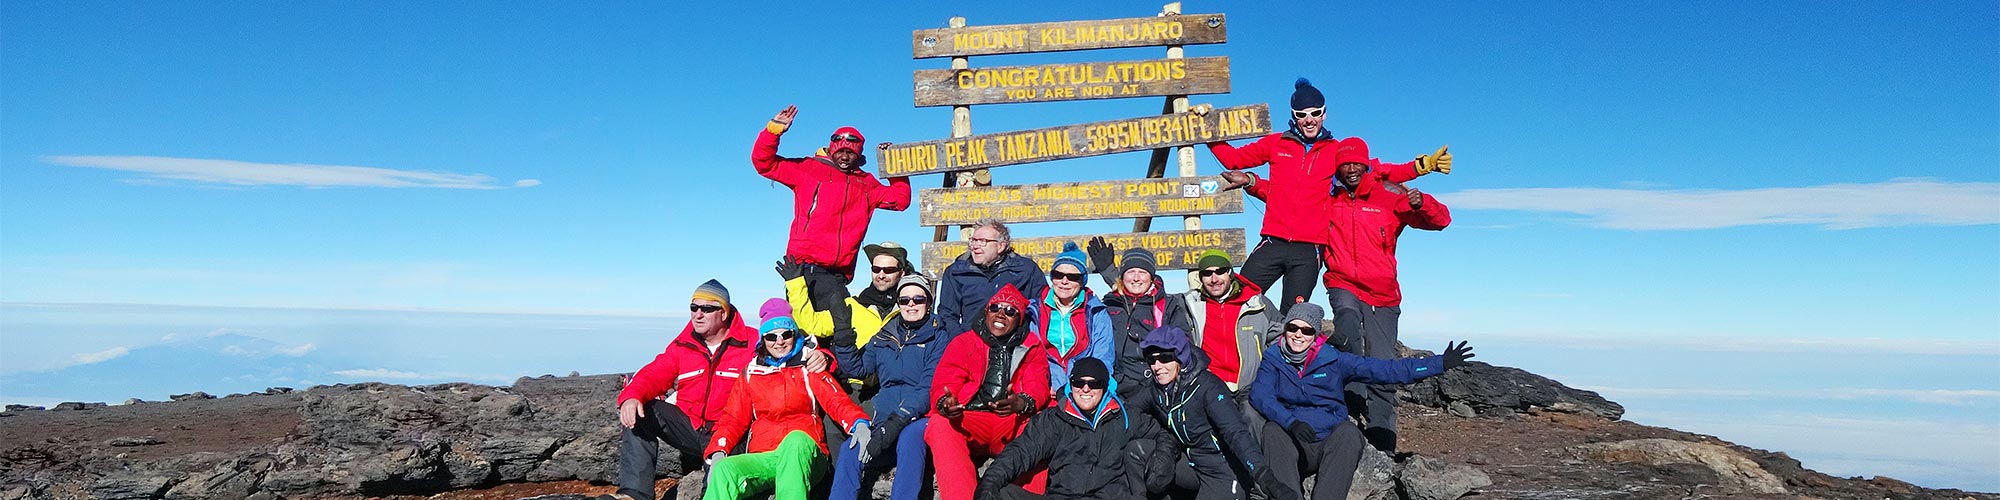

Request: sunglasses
left=831, top=133, right=863, bottom=143
left=1050, top=270, right=1085, bottom=283
left=872, top=266, right=903, bottom=275
left=896, top=296, right=930, bottom=305
left=1071, top=377, right=1106, bottom=390
left=689, top=304, right=724, bottom=313
left=1292, top=107, right=1325, bottom=120
left=986, top=303, right=1020, bottom=316
left=1145, top=352, right=1178, bottom=365
left=1285, top=324, right=1316, bottom=335
left=1197, top=268, right=1229, bottom=278
left=762, top=330, right=797, bottom=343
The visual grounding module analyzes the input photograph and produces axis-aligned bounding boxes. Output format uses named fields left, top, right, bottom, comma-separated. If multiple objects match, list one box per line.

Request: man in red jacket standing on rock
left=755, top=105, right=913, bottom=349
left=1316, top=137, right=1451, bottom=454
left=607, top=280, right=759, bottom=500
left=1207, top=79, right=1450, bottom=314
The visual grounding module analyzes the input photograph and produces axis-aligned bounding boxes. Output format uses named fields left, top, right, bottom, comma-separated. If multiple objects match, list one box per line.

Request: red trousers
left=925, top=411, right=1045, bottom=500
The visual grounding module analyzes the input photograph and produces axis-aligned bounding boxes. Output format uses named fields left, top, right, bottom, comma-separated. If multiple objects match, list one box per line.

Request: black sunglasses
left=690, top=304, right=724, bottom=313
left=1050, top=270, right=1085, bottom=283
left=1284, top=324, right=1316, bottom=335
left=762, top=330, right=797, bottom=343
left=1198, top=268, right=1229, bottom=278
left=896, top=296, right=930, bottom=305
left=1145, top=352, right=1178, bottom=365
left=986, top=303, right=1019, bottom=316
left=872, top=266, right=902, bottom=275
left=1071, top=377, right=1106, bottom=390
left=831, top=133, right=863, bottom=143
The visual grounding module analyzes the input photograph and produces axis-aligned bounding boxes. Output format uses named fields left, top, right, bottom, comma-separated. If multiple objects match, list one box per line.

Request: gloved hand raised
left=1415, top=145, right=1451, bottom=175
left=1443, top=340, right=1475, bottom=370
left=775, top=257, right=806, bottom=281
left=1287, top=421, right=1320, bottom=444
left=1086, top=236, right=1116, bottom=274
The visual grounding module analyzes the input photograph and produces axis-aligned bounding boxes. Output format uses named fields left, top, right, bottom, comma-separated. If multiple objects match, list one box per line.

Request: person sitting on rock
left=1084, top=237, right=1195, bottom=401
left=976, top=357, right=1151, bottom=500
left=700, top=314, right=871, bottom=500
left=1249, top=302, right=1473, bottom=500
left=1126, top=326, right=1296, bottom=500
left=607, top=280, right=758, bottom=500
left=827, top=274, right=956, bottom=500
left=926, top=284, right=1051, bottom=500
left=1179, top=248, right=1284, bottom=431
left=936, top=219, right=1048, bottom=335
left=1031, top=241, right=1117, bottom=400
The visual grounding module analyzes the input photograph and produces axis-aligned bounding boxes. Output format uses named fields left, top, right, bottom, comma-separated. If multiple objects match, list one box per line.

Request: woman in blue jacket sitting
left=829, top=274, right=957, bottom=500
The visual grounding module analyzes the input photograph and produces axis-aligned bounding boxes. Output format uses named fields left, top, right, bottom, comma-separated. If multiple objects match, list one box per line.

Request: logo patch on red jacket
left=1362, top=207, right=1383, bottom=213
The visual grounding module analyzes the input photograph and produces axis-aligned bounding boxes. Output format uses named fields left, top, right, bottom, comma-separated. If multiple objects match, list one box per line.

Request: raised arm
left=1206, top=136, right=1276, bottom=170
left=752, top=106, right=809, bottom=186
left=872, top=175, right=913, bottom=210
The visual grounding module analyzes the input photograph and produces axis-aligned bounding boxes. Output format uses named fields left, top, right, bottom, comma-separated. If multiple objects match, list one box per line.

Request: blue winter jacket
left=833, top=313, right=959, bottom=422
left=936, top=251, right=1049, bottom=334
left=1249, top=343, right=1445, bottom=439
left=1033, top=288, right=1119, bottom=396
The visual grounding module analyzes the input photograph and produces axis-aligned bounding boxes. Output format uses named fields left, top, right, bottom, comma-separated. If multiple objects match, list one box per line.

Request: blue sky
left=2, top=0, right=1996, bottom=491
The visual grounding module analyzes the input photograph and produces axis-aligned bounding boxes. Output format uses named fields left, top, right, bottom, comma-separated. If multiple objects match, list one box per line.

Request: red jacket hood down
left=753, top=129, right=912, bottom=280
left=1319, top=174, right=1451, bottom=307
left=617, top=307, right=759, bottom=429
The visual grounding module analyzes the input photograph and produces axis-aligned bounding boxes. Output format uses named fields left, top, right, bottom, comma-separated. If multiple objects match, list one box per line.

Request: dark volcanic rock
left=1401, top=362, right=1625, bottom=419
left=106, top=436, right=164, bottom=447
left=167, top=392, right=213, bottom=402
left=1398, top=455, right=1493, bottom=500
left=3, top=405, right=42, bottom=412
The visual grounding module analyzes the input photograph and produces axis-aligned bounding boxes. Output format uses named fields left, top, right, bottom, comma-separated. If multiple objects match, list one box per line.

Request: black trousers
left=618, top=401, right=713, bottom=500
left=1327, top=287, right=1402, bottom=453
left=1239, top=237, right=1321, bottom=315
left=800, top=263, right=857, bottom=342
left=1259, top=421, right=1364, bottom=500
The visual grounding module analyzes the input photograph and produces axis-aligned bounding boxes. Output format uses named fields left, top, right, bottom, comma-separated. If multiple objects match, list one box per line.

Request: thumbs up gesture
left=1416, top=145, right=1452, bottom=176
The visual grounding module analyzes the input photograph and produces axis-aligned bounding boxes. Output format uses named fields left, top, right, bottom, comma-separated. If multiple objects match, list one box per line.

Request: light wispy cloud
left=330, top=368, right=512, bottom=383
left=1446, top=179, right=2000, bottom=230
left=1579, top=385, right=2000, bottom=405
left=72, top=346, right=129, bottom=365
left=44, top=155, right=540, bottom=189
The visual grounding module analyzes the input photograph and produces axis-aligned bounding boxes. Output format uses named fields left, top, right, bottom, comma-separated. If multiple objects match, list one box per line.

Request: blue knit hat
left=1052, top=241, right=1088, bottom=274
left=757, top=316, right=805, bottom=365
left=1139, top=325, right=1195, bottom=367
left=1291, top=78, right=1325, bottom=111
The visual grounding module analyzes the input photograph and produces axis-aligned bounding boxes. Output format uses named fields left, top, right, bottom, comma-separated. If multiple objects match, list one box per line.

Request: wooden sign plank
left=912, top=14, right=1228, bottom=59
left=920, top=228, right=1247, bottom=274
left=919, top=176, right=1242, bottom=226
left=914, top=56, right=1230, bottom=107
left=878, top=103, right=1270, bottom=178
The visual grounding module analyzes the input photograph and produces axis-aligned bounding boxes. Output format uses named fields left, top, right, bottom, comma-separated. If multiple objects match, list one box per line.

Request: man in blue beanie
left=1202, top=78, right=1452, bottom=315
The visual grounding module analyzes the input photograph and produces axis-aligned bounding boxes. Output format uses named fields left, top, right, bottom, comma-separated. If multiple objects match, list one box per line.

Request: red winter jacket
left=753, top=129, right=912, bottom=280
left=929, top=326, right=1051, bottom=435
left=1209, top=131, right=1418, bottom=245
left=704, top=359, right=869, bottom=456
left=617, top=308, right=759, bottom=429
left=1319, top=175, right=1451, bottom=307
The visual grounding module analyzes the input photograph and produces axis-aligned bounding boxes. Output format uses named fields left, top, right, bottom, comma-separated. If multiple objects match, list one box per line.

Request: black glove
left=1287, top=421, right=1320, bottom=444
left=864, top=412, right=911, bottom=463
left=775, top=257, right=806, bottom=281
left=1086, top=236, right=1115, bottom=274
left=1253, top=467, right=1301, bottom=500
left=1443, top=340, right=1475, bottom=370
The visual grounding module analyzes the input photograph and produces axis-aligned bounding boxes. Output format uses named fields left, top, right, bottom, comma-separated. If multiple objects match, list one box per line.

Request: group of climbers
left=603, top=76, right=1478, bottom=500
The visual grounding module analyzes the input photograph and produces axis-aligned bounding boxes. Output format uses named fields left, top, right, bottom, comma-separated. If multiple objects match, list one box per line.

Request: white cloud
left=221, top=345, right=249, bottom=356
left=332, top=368, right=427, bottom=380
left=1446, top=179, right=2000, bottom=230
left=44, top=155, right=539, bottom=190
left=1578, top=385, right=2000, bottom=405
left=276, top=343, right=316, bottom=356
left=71, top=346, right=129, bottom=364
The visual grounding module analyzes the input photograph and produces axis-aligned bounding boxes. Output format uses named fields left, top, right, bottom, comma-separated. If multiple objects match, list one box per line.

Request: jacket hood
left=1140, top=325, right=1202, bottom=371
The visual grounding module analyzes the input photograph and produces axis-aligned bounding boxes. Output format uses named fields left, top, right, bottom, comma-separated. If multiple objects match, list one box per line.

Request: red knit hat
left=1333, top=137, right=1371, bottom=166
left=987, top=283, right=1029, bottom=313
left=828, top=126, right=867, bottom=157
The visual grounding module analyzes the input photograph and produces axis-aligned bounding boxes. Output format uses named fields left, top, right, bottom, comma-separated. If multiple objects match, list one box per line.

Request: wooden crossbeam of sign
left=911, top=13, right=1227, bottom=58
left=919, top=176, right=1242, bottom=226
left=920, top=228, right=1246, bottom=274
left=878, top=103, right=1269, bottom=178
left=913, top=56, right=1230, bottom=107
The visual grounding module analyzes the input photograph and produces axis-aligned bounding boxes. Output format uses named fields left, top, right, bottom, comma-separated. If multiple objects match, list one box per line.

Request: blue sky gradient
left=2, top=0, right=1995, bottom=491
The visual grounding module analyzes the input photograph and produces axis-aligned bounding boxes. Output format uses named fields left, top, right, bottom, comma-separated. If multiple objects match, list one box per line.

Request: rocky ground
left=2, top=358, right=1992, bottom=500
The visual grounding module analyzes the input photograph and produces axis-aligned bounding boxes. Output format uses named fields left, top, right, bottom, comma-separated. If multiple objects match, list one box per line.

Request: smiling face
left=1294, top=108, right=1325, bottom=138
left=1284, top=319, right=1316, bottom=352
left=1337, top=162, right=1369, bottom=189
left=1121, top=268, right=1153, bottom=295
left=1147, top=350, right=1180, bottom=385
left=1199, top=267, right=1231, bottom=297
left=985, top=303, right=1021, bottom=337
left=1071, top=377, right=1105, bottom=412
left=830, top=147, right=863, bottom=170
left=762, top=329, right=796, bottom=358
left=869, top=255, right=903, bottom=292
left=896, top=284, right=929, bottom=323
left=1051, top=263, right=1083, bottom=301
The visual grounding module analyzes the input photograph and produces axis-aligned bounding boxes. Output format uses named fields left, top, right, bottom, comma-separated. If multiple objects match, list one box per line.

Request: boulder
left=1564, top=438, right=1786, bottom=494
left=1397, top=454, right=1491, bottom=500
left=163, top=458, right=270, bottom=500
left=169, top=392, right=214, bottom=402
left=1344, top=446, right=1397, bottom=500
left=1401, top=362, right=1624, bottom=420
left=107, top=436, right=164, bottom=447
left=2, top=405, right=43, bottom=412
left=87, top=474, right=179, bottom=500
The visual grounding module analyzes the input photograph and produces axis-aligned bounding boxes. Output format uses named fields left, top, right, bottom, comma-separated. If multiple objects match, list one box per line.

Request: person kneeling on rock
left=1247, top=303, right=1473, bottom=500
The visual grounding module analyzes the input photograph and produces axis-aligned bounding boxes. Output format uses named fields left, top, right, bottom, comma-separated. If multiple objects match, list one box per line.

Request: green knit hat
left=1194, top=249, right=1232, bottom=271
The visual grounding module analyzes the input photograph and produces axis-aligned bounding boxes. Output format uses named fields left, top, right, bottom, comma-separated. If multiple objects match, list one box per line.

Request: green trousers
left=703, top=430, right=827, bottom=500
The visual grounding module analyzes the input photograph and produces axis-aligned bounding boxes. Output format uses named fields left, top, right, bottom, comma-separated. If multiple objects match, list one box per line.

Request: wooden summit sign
left=913, top=56, right=1230, bottom=107
left=920, top=228, right=1247, bottom=274
left=877, top=103, right=1269, bottom=178
left=919, top=175, right=1242, bottom=226
left=911, top=13, right=1227, bottom=58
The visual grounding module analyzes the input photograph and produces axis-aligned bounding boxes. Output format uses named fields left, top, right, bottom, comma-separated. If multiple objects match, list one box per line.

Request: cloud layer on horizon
left=44, top=155, right=539, bottom=189
left=1446, top=179, right=2000, bottom=230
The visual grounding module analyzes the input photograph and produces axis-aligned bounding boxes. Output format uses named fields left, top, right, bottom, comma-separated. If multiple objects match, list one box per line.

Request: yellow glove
left=1415, top=145, right=1452, bottom=175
